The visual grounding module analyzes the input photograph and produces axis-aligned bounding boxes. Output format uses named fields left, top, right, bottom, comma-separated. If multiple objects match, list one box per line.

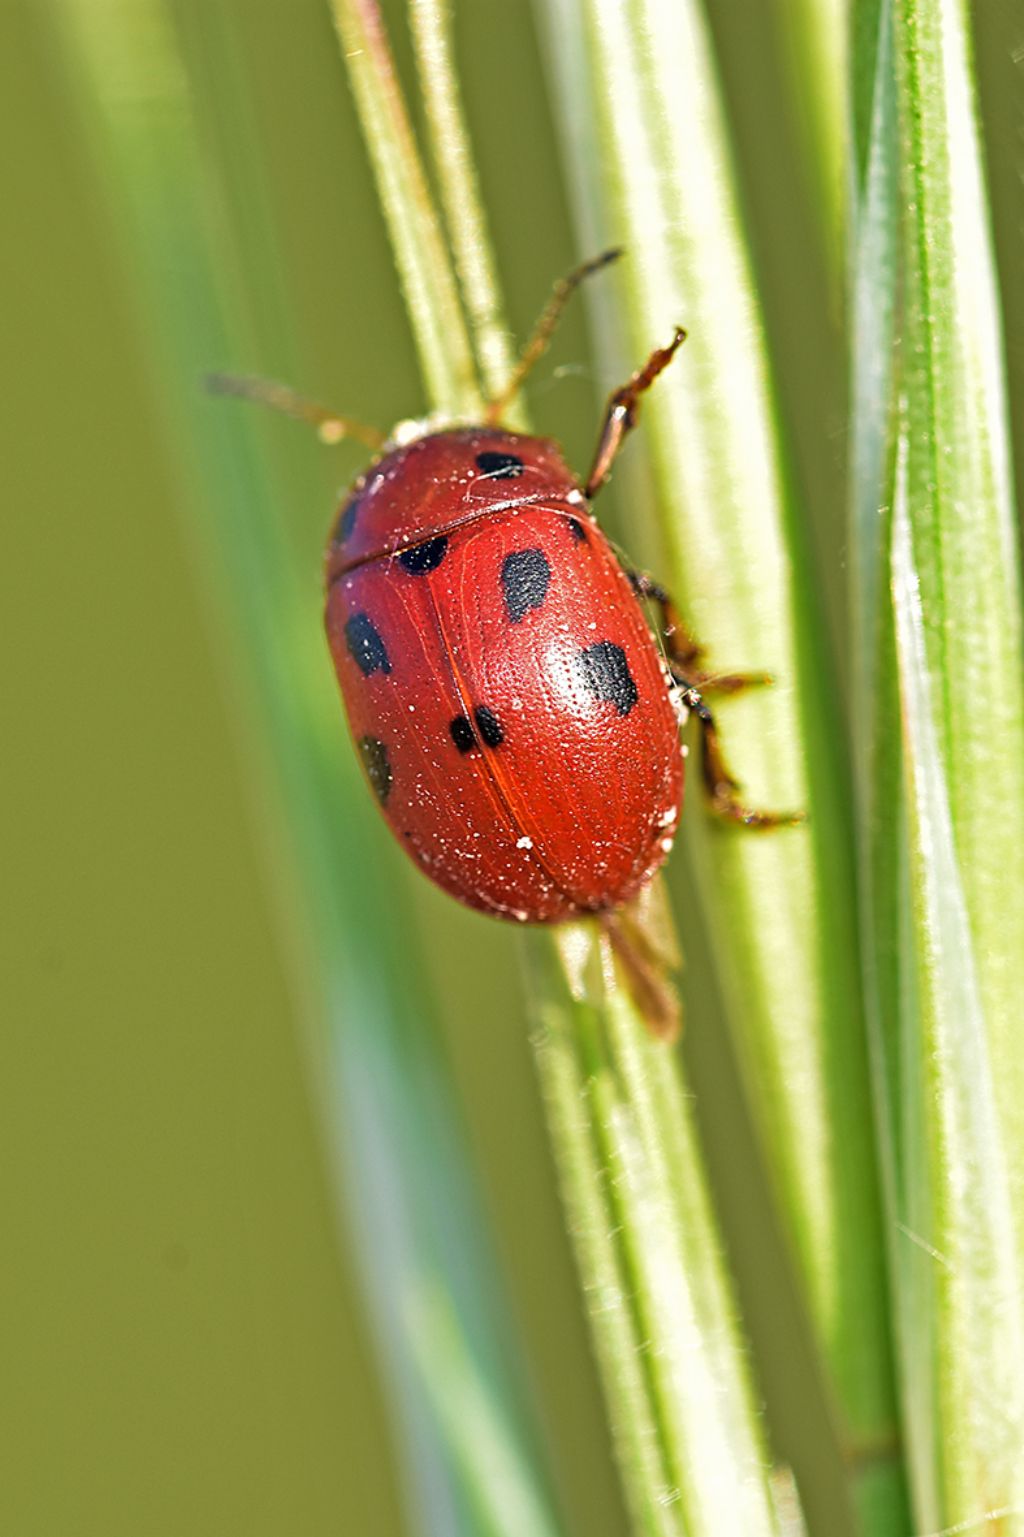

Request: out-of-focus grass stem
left=57, top=2, right=561, bottom=1533
left=779, top=0, right=848, bottom=287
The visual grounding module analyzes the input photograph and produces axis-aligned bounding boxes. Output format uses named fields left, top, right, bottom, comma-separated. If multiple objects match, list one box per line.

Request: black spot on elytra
left=450, top=706, right=505, bottom=753
left=345, top=612, right=391, bottom=676
left=476, top=450, right=524, bottom=480
left=450, top=714, right=476, bottom=753
left=333, top=497, right=360, bottom=544
left=359, top=736, right=392, bottom=803
left=501, top=547, right=551, bottom=623
left=566, top=516, right=589, bottom=544
left=399, top=535, right=448, bottom=573
left=474, top=706, right=504, bottom=747
left=577, top=641, right=638, bottom=716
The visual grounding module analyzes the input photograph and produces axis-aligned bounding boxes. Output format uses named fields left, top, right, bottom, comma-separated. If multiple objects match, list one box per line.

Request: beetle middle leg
left=628, top=570, right=772, bottom=696
left=628, top=570, right=801, bottom=828
left=673, top=674, right=803, bottom=830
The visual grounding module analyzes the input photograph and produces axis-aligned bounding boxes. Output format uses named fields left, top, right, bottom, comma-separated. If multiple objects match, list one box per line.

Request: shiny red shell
left=324, top=426, right=683, bottom=923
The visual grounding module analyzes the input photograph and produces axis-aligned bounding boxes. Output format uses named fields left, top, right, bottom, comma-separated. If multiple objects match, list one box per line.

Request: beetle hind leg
left=600, top=908, right=682, bottom=1043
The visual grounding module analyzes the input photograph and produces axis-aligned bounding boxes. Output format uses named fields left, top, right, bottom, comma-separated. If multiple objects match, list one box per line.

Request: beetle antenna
left=206, top=373, right=386, bottom=450
left=485, top=248, right=623, bottom=425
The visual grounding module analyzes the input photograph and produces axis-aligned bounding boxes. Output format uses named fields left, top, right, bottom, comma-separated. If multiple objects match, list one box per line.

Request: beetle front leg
left=585, top=329, right=687, bottom=499
left=673, top=676, right=804, bottom=830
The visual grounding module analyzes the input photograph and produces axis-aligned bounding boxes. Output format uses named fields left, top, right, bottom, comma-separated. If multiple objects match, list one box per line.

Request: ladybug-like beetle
left=325, top=420, right=682, bottom=924
left=213, top=256, right=796, bottom=947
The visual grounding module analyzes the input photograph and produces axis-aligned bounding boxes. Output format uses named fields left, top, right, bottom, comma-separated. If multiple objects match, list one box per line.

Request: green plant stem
left=530, top=926, right=782, bottom=1537
left=407, top=0, right=518, bottom=412
left=328, top=0, right=481, bottom=417
left=541, top=0, right=906, bottom=1526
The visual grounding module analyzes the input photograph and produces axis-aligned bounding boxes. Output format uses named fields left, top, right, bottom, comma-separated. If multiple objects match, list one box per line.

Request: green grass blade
left=848, top=18, right=907, bottom=1517
left=893, top=0, right=1024, bottom=1050
left=55, top=3, right=561, bottom=1533
left=407, top=0, right=518, bottom=412
left=333, top=2, right=788, bottom=1529
left=328, top=0, right=481, bottom=417
left=853, top=0, right=1024, bottom=1525
left=891, top=470, right=1024, bottom=1528
left=541, top=0, right=905, bottom=1526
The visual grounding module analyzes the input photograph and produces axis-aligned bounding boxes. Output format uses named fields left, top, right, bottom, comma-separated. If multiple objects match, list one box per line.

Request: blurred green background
left=3, top=2, right=1020, bottom=1534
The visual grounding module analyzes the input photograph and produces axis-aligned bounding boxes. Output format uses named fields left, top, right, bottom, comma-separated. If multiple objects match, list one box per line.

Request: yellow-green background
left=3, top=2, right=1020, bottom=1534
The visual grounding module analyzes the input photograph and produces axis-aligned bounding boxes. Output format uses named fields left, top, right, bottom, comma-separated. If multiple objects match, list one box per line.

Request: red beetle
left=213, top=256, right=797, bottom=1031
left=324, top=419, right=682, bottom=925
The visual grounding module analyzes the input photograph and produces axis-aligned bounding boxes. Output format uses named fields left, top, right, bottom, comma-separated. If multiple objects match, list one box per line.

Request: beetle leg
left=628, top=571, right=703, bottom=670
left=600, top=910, right=682, bottom=1043
left=485, top=249, right=623, bottom=425
left=694, top=670, right=774, bottom=695
left=673, top=676, right=805, bottom=830
left=633, top=572, right=799, bottom=825
left=206, top=373, right=385, bottom=449
left=584, top=329, right=687, bottom=498
left=629, top=570, right=774, bottom=695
